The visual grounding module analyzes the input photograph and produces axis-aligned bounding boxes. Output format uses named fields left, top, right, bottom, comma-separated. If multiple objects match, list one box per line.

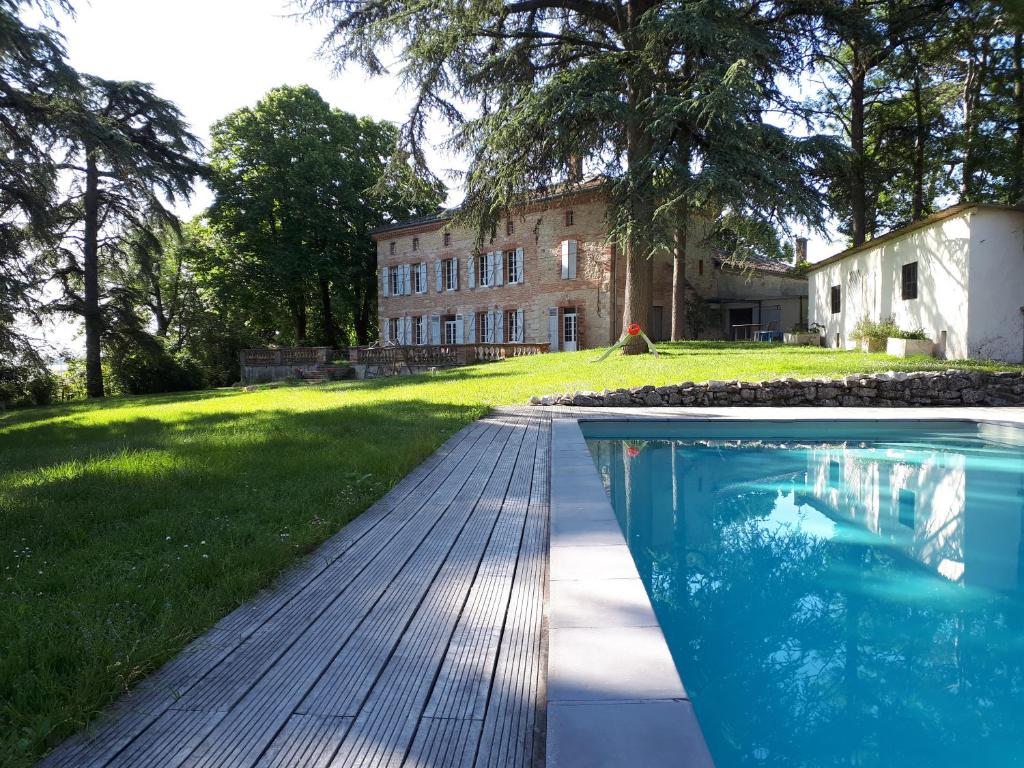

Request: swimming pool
left=584, top=420, right=1024, bottom=768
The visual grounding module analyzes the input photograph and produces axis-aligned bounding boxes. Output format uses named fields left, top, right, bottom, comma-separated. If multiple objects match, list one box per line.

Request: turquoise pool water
left=585, top=421, right=1024, bottom=768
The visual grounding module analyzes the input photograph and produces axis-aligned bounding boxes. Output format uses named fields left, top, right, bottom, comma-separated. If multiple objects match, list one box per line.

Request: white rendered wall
left=966, top=209, right=1024, bottom=363
left=809, top=213, right=972, bottom=358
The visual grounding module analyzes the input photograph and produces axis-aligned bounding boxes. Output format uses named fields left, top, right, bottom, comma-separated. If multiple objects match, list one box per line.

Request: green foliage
left=851, top=315, right=928, bottom=341
left=206, top=85, right=441, bottom=347
left=104, top=333, right=204, bottom=395
left=0, top=354, right=54, bottom=408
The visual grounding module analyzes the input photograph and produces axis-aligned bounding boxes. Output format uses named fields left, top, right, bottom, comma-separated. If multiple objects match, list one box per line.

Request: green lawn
left=2, top=341, right=1021, bottom=767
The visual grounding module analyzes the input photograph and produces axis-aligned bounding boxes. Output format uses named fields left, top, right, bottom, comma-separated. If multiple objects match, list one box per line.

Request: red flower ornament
left=627, top=322, right=641, bottom=336
left=626, top=445, right=641, bottom=457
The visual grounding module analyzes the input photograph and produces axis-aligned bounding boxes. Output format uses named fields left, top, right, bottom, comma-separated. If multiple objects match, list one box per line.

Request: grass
left=1, top=341, right=1021, bottom=766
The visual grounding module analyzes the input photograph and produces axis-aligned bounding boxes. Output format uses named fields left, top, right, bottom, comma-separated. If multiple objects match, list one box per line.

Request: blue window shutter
left=467, top=255, right=475, bottom=288
left=430, top=315, right=441, bottom=344
left=455, top=314, right=465, bottom=343
left=548, top=307, right=559, bottom=350
left=516, top=247, right=524, bottom=283
left=516, top=308, right=524, bottom=342
left=435, top=260, right=442, bottom=292
left=495, top=251, right=504, bottom=286
left=467, top=311, right=476, bottom=342
left=382, top=265, right=390, bottom=297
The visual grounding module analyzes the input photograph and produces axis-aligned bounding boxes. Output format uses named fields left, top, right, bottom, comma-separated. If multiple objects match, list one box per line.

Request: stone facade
left=372, top=181, right=810, bottom=349
left=529, top=370, right=1024, bottom=407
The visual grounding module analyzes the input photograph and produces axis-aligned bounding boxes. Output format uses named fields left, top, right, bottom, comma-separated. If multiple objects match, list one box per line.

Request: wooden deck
left=40, top=410, right=550, bottom=768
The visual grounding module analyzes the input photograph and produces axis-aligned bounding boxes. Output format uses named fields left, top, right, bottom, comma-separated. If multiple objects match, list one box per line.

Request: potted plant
left=885, top=325, right=933, bottom=358
left=784, top=322, right=824, bottom=346
left=850, top=317, right=889, bottom=353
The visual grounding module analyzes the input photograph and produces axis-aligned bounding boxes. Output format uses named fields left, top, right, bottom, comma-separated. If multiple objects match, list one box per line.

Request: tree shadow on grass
left=0, top=397, right=484, bottom=767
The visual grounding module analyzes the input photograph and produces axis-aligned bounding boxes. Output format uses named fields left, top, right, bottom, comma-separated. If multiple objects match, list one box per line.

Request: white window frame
left=506, top=308, right=524, bottom=343
left=443, top=258, right=458, bottom=291
left=390, top=267, right=401, bottom=296
left=479, top=311, right=493, bottom=343
left=414, top=315, right=425, bottom=345
left=443, top=318, right=459, bottom=344
left=506, top=248, right=523, bottom=284
left=477, top=252, right=492, bottom=287
left=563, top=310, right=578, bottom=344
left=413, top=262, right=425, bottom=294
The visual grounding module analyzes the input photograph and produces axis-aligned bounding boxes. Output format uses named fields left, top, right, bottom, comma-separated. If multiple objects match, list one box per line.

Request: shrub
left=105, top=334, right=205, bottom=395
left=851, top=316, right=928, bottom=343
left=0, top=361, right=54, bottom=408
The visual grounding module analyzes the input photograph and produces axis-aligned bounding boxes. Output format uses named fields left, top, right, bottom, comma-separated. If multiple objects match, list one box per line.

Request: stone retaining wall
left=528, top=370, right=1024, bottom=408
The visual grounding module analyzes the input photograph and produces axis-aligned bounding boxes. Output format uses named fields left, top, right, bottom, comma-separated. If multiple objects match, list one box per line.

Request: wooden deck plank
left=327, top=417, right=541, bottom=768
left=36, top=412, right=553, bottom=768
left=474, top=417, right=550, bottom=768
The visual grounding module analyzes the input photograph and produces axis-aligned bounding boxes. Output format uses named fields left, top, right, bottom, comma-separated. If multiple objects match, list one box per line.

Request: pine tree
left=303, top=0, right=830, bottom=352
left=46, top=76, right=202, bottom=397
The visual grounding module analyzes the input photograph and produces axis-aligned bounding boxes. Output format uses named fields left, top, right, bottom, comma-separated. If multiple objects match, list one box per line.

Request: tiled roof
left=370, top=175, right=608, bottom=236
left=807, top=202, right=1024, bottom=271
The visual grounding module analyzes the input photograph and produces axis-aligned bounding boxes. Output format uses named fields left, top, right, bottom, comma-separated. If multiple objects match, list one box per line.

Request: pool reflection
left=588, top=435, right=1024, bottom=768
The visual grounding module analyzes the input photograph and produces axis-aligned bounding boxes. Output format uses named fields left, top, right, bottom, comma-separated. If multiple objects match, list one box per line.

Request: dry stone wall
left=528, top=370, right=1024, bottom=408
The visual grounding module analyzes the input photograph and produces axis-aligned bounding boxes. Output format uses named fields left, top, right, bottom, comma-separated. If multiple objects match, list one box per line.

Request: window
left=388, top=317, right=400, bottom=343
left=901, top=261, right=918, bottom=300
left=830, top=285, right=841, bottom=314
left=506, top=248, right=523, bottom=284
left=478, top=312, right=493, bottom=343
left=412, top=236, right=419, bottom=251
left=443, top=231, right=451, bottom=247
left=506, top=219, right=514, bottom=235
left=561, top=240, right=578, bottom=279
left=899, top=489, right=916, bottom=529
left=565, top=209, right=574, bottom=227
left=389, top=241, right=396, bottom=256
left=413, top=263, right=424, bottom=294
left=390, top=267, right=402, bottom=296
left=413, top=316, right=425, bottom=345
left=506, top=308, right=524, bottom=342
left=477, top=252, right=492, bottom=287
left=563, top=310, right=578, bottom=343
left=443, top=317, right=458, bottom=344
left=442, top=258, right=458, bottom=291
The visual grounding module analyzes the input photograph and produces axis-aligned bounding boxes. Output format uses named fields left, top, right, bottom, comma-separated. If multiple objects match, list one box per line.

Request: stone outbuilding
left=808, top=203, right=1024, bottom=362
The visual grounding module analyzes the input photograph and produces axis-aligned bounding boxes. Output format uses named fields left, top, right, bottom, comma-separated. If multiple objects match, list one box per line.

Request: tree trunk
left=911, top=58, right=927, bottom=220
left=620, top=75, right=654, bottom=355
left=1014, top=32, right=1024, bottom=203
left=289, top=293, right=307, bottom=344
left=318, top=273, right=338, bottom=348
left=83, top=150, right=104, bottom=398
left=962, top=35, right=989, bottom=202
left=671, top=220, right=687, bottom=341
left=354, top=285, right=371, bottom=346
left=850, top=57, right=868, bottom=246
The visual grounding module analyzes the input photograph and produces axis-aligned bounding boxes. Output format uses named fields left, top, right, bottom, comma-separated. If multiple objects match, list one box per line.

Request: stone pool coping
left=546, top=406, right=1024, bottom=767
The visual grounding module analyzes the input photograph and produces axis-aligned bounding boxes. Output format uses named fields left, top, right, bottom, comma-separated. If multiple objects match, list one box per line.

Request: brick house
left=371, top=179, right=809, bottom=350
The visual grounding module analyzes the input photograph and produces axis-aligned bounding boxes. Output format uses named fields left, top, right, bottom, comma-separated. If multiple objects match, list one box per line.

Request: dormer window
left=412, top=237, right=419, bottom=251
left=506, top=219, right=514, bottom=235
left=565, top=209, right=574, bottom=227
left=389, top=241, right=396, bottom=256
left=443, top=231, right=451, bottom=247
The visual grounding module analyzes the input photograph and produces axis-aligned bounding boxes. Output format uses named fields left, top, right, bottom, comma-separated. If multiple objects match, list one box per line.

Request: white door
left=563, top=310, right=578, bottom=352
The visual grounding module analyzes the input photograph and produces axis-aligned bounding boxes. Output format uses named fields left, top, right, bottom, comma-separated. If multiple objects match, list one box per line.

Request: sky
left=30, top=0, right=839, bottom=357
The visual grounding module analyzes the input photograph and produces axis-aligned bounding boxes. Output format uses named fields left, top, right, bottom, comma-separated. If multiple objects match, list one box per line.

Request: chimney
left=795, top=237, right=808, bottom=265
